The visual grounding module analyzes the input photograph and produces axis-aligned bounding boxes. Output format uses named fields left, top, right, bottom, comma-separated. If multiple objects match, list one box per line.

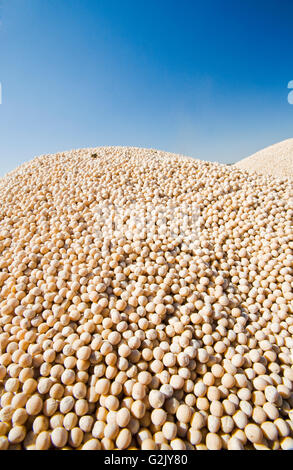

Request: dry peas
left=0, top=146, right=292, bottom=450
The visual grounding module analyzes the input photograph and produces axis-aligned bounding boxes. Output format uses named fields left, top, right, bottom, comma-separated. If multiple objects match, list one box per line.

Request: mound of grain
left=0, top=146, right=292, bottom=451
left=234, top=139, right=293, bottom=178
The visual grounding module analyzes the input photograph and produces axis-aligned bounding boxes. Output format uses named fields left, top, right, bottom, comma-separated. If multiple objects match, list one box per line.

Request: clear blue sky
left=1, top=0, right=293, bottom=175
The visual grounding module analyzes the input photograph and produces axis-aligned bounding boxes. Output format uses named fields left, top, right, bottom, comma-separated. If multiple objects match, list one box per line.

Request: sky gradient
left=1, top=0, right=293, bottom=175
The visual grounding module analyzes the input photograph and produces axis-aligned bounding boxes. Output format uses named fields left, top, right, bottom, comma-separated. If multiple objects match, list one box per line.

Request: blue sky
left=0, top=0, right=293, bottom=175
